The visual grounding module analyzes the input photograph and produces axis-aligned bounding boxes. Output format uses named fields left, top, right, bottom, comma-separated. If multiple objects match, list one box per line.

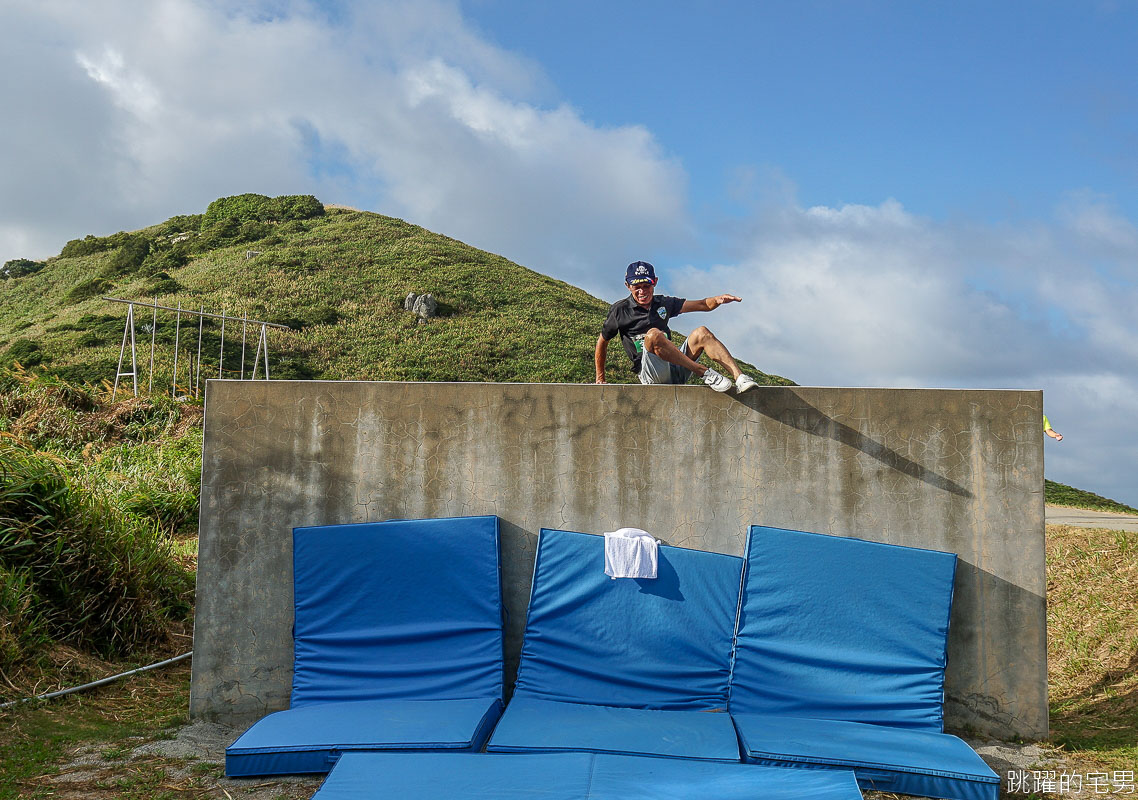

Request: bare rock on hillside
left=404, top=292, right=438, bottom=322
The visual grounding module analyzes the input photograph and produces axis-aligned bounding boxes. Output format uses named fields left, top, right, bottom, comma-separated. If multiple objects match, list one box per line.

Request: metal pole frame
left=240, top=312, right=248, bottom=380
left=218, top=311, right=226, bottom=379
left=147, top=296, right=157, bottom=393
left=112, top=303, right=138, bottom=402
left=251, top=324, right=270, bottom=380
left=195, top=304, right=204, bottom=399
left=171, top=302, right=182, bottom=400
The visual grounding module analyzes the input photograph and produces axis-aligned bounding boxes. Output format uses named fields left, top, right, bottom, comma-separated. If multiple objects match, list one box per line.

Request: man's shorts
left=638, top=339, right=693, bottom=385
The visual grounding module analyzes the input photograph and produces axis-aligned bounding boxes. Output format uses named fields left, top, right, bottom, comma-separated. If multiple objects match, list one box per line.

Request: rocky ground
left=34, top=719, right=1123, bottom=799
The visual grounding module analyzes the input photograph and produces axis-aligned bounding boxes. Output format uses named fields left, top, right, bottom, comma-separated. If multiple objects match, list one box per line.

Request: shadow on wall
left=944, top=562, right=1047, bottom=741
left=737, top=390, right=974, bottom=499
left=498, top=518, right=537, bottom=700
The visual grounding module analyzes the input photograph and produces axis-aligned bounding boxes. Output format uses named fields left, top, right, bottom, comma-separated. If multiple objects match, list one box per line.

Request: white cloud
left=0, top=0, right=687, bottom=291
left=668, top=188, right=1138, bottom=505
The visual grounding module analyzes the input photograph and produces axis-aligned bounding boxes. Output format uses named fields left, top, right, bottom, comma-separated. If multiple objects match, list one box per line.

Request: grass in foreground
left=1047, top=524, right=1138, bottom=770
left=0, top=658, right=191, bottom=800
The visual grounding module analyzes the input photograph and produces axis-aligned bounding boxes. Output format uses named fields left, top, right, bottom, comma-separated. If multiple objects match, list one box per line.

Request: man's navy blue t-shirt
left=601, top=294, right=686, bottom=374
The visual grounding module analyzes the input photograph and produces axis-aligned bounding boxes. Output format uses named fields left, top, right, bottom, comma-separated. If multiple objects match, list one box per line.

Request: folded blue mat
left=226, top=515, right=504, bottom=776
left=733, top=714, right=1000, bottom=800
left=486, top=697, right=740, bottom=762
left=729, top=525, right=998, bottom=800
left=512, top=529, right=743, bottom=710
left=291, top=516, right=504, bottom=707
left=312, top=751, right=864, bottom=799
left=731, top=525, right=957, bottom=730
left=225, top=698, right=502, bottom=777
left=487, top=528, right=744, bottom=761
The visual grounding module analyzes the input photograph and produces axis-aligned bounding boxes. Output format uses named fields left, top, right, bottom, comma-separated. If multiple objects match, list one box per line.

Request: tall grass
left=0, top=440, right=193, bottom=671
left=0, top=368, right=197, bottom=672
left=1047, top=524, right=1138, bottom=767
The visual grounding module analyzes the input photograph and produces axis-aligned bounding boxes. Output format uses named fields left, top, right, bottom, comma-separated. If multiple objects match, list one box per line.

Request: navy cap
left=625, top=261, right=657, bottom=285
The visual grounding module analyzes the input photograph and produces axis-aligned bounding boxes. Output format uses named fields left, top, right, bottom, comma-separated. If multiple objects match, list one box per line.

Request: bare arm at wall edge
left=681, top=294, right=741, bottom=313
left=595, top=335, right=609, bottom=383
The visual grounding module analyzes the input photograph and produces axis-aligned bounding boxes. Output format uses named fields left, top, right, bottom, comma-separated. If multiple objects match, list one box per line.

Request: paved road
left=1045, top=505, right=1138, bottom=532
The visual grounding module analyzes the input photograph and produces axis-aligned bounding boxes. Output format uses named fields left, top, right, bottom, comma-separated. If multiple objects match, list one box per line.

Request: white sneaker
left=702, top=367, right=733, bottom=392
left=735, top=374, right=759, bottom=393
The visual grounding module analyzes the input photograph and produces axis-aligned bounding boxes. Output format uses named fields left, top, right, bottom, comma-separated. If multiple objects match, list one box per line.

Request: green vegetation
left=1046, top=479, right=1138, bottom=515
left=1047, top=524, right=1138, bottom=769
left=1, top=259, right=44, bottom=281
left=0, top=662, right=199, bottom=800
left=0, top=437, right=193, bottom=667
left=0, top=368, right=197, bottom=675
left=0, top=194, right=788, bottom=388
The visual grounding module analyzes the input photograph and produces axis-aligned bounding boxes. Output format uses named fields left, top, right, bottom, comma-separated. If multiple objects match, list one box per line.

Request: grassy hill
left=1045, top=479, right=1138, bottom=515
left=0, top=195, right=787, bottom=388
left=0, top=192, right=787, bottom=680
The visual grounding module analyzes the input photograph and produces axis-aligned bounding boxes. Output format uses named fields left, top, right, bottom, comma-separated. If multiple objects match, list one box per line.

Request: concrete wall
left=190, top=380, right=1047, bottom=740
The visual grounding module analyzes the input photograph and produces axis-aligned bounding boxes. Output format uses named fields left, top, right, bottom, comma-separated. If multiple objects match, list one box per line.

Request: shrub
left=2, top=259, right=45, bottom=280
left=156, top=214, right=204, bottom=237
left=101, top=234, right=152, bottom=277
left=203, top=193, right=272, bottom=227
left=5, top=339, right=43, bottom=368
left=64, top=277, right=111, bottom=304
left=202, top=193, right=324, bottom=229
left=273, top=194, right=324, bottom=221
left=0, top=441, right=193, bottom=660
left=238, top=220, right=273, bottom=242
left=142, top=244, right=190, bottom=275
left=60, top=232, right=131, bottom=259
left=61, top=235, right=112, bottom=259
left=141, top=271, right=181, bottom=296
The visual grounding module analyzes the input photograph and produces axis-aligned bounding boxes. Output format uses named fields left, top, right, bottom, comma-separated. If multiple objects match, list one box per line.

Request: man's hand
left=681, top=294, right=742, bottom=313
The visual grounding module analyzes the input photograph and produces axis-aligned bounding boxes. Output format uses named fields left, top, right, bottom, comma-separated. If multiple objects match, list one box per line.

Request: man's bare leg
left=641, top=328, right=709, bottom=375
left=681, top=326, right=743, bottom=380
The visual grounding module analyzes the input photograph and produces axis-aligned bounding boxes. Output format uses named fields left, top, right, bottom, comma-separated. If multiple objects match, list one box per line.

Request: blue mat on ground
left=226, top=515, right=504, bottom=776
left=312, top=751, right=864, bottom=799
left=487, top=528, right=743, bottom=761
left=486, top=697, right=739, bottom=762
left=732, top=714, right=1000, bottom=800
left=729, top=525, right=998, bottom=800
left=225, top=698, right=502, bottom=777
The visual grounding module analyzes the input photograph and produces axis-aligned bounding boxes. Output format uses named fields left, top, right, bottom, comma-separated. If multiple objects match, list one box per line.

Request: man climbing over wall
left=594, top=261, right=760, bottom=393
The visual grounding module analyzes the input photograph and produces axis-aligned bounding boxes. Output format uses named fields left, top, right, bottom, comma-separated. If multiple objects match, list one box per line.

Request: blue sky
left=465, top=1, right=1138, bottom=224
left=1, top=0, right=1136, bottom=505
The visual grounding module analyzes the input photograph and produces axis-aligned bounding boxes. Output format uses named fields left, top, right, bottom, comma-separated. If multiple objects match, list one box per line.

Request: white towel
left=604, top=528, right=659, bottom=579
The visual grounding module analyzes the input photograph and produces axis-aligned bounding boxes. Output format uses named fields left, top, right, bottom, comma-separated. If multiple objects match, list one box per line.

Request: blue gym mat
left=311, top=751, right=864, bottom=799
left=729, top=525, right=999, bottom=800
left=487, top=528, right=743, bottom=761
left=225, top=515, right=504, bottom=776
left=486, top=697, right=739, bottom=761
left=732, top=714, right=1001, bottom=800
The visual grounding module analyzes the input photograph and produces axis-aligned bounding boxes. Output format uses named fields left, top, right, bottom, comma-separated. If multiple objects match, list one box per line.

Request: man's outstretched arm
left=680, top=294, right=741, bottom=313
left=594, top=335, right=609, bottom=384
